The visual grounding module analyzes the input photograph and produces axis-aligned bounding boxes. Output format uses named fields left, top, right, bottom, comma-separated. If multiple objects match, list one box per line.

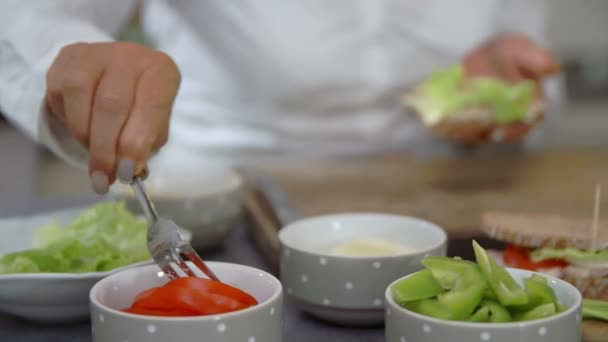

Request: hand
left=445, top=33, right=560, bottom=145
left=46, top=42, right=180, bottom=194
left=463, top=33, right=560, bottom=84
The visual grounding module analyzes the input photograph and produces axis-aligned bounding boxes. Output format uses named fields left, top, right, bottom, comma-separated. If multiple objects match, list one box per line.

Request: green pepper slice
left=421, top=257, right=486, bottom=320
left=524, top=276, right=557, bottom=307
left=421, top=256, right=479, bottom=289
left=405, top=299, right=453, bottom=320
left=582, top=299, right=608, bottom=321
left=528, top=274, right=548, bottom=285
left=436, top=268, right=485, bottom=320
left=469, top=306, right=491, bottom=322
left=482, top=300, right=512, bottom=322
left=473, top=240, right=528, bottom=306
left=515, top=303, right=557, bottom=321
left=392, top=269, right=444, bottom=304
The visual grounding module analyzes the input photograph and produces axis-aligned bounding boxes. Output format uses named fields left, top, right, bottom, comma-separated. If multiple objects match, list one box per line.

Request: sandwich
left=481, top=211, right=608, bottom=341
left=481, top=210, right=608, bottom=300
left=404, top=65, right=544, bottom=145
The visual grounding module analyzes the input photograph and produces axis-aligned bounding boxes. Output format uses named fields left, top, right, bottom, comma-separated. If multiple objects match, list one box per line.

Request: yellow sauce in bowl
left=331, top=238, right=409, bottom=257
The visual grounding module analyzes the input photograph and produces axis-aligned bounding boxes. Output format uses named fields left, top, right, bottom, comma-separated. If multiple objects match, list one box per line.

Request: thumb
left=516, top=47, right=561, bottom=79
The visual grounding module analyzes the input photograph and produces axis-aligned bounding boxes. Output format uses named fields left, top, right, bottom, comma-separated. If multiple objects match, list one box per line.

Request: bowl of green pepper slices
left=385, top=241, right=583, bottom=342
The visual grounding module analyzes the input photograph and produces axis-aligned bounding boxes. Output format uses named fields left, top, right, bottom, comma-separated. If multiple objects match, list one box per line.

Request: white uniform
left=0, top=0, right=556, bottom=168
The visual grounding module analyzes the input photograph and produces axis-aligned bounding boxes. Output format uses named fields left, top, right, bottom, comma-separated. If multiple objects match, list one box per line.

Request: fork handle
left=131, top=176, right=159, bottom=224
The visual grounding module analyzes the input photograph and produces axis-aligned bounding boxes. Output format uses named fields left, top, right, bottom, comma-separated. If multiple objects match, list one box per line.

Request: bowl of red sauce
left=89, top=262, right=282, bottom=342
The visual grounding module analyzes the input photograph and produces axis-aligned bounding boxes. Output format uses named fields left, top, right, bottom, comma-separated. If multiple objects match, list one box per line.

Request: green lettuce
left=530, top=247, right=608, bottom=264
left=583, top=299, right=608, bottom=321
left=410, top=64, right=535, bottom=125
left=0, top=202, right=149, bottom=274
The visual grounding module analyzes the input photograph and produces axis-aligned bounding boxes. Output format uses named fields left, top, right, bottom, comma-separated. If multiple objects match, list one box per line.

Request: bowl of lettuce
left=0, top=201, right=190, bottom=322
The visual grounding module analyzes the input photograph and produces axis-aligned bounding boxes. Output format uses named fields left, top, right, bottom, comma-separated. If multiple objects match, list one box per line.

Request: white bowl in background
left=110, top=161, right=244, bottom=249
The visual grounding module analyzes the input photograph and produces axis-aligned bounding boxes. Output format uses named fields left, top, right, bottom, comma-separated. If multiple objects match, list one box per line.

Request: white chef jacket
left=0, top=0, right=555, bottom=168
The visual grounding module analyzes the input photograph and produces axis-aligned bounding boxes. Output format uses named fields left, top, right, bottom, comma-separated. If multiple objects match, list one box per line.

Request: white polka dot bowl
left=279, top=213, right=447, bottom=326
left=385, top=268, right=583, bottom=342
left=109, top=159, right=244, bottom=250
left=89, top=262, right=283, bottom=342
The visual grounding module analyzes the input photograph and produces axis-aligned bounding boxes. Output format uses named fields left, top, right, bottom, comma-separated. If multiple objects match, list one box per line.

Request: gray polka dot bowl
left=279, top=213, right=447, bottom=326
left=89, top=262, right=283, bottom=342
left=109, top=160, right=244, bottom=250
left=385, top=268, right=583, bottom=342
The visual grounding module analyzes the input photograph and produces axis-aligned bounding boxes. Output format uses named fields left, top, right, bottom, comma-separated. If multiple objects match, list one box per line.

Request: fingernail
left=117, top=159, right=135, bottom=183
left=91, top=171, right=109, bottom=194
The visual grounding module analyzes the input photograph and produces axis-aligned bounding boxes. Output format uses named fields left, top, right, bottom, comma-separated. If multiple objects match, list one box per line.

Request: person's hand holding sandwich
left=407, top=33, right=561, bottom=146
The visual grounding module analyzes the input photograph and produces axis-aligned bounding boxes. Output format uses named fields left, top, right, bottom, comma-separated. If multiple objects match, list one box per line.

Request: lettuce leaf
left=409, top=64, right=535, bottom=125
left=530, top=247, right=608, bottom=264
left=583, top=299, right=608, bottom=321
left=0, top=202, right=149, bottom=274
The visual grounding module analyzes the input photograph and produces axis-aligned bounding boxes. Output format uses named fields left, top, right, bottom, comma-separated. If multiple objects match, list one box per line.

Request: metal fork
left=130, top=176, right=220, bottom=281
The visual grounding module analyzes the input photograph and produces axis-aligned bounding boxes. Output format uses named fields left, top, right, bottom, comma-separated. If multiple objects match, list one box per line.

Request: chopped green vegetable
left=529, top=274, right=548, bottom=285
left=531, top=247, right=608, bottom=264
left=473, top=240, right=528, bottom=306
left=408, top=64, right=535, bottom=126
left=514, top=303, right=557, bottom=321
left=469, top=306, right=491, bottom=322
left=406, top=299, right=453, bottom=320
left=0, top=202, right=149, bottom=274
left=421, top=256, right=478, bottom=289
left=494, top=81, right=535, bottom=124
left=391, top=241, right=567, bottom=323
left=391, top=269, right=444, bottom=304
left=523, top=276, right=557, bottom=307
left=582, top=299, right=608, bottom=321
left=437, top=278, right=485, bottom=320
left=481, top=300, right=512, bottom=322
left=483, top=286, right=498, bottom=301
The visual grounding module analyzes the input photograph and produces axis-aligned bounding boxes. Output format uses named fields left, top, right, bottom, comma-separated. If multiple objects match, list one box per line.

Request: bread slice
left=561, top=265, right=608, bottom=301
left=481, top=211, right=608, bottom=250
left=489, top=248, right=608, bottom=340
left=404, top=88, right=545, bottom=145
left=582, top=320, right=608, bottom=342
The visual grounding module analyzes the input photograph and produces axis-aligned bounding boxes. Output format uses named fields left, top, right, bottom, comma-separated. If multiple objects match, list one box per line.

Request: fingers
left=46, top=43, right=104, bottom=147
left=45, top=42, right=179, bottom=194
left=497, top=60, right=527, bottom=83
left=497, top=35, right=560, bottom=81
left=462, top=53, right=499, bottom=79
left=463, top=33, right=560, bottom=85
left=88, top=67, right=141, bottom=192
left=515, top=47, right=561, bottom=79
left=116, top=57, right=180, bottom=182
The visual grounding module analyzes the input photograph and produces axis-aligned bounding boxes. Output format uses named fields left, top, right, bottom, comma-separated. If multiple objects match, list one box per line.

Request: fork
left=130, top=176, right=220, bottom=281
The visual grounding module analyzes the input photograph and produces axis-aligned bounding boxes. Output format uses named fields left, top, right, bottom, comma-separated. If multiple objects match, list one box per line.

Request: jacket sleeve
left=495, top=0, right=566, bottom=146
left=495, top=0, right=547, bottom=44
left=0, top=0, right=137, bottom=168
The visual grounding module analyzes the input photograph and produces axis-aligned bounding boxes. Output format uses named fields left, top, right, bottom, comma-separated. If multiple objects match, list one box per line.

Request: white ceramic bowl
left=279, top=213, right=447, bottom=326
left=90, top=262, right=283, bottom=342
left=385, top=268, right=583, bottom=342
left=0, top=207, right=187, bottom=322
left=110, top=161, right=244, bottom=249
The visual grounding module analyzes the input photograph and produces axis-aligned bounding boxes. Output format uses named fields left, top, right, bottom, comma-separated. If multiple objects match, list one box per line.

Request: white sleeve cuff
left=1, top=17, right=114, bottom=169
left=37, top=103, right=89, bottom=170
